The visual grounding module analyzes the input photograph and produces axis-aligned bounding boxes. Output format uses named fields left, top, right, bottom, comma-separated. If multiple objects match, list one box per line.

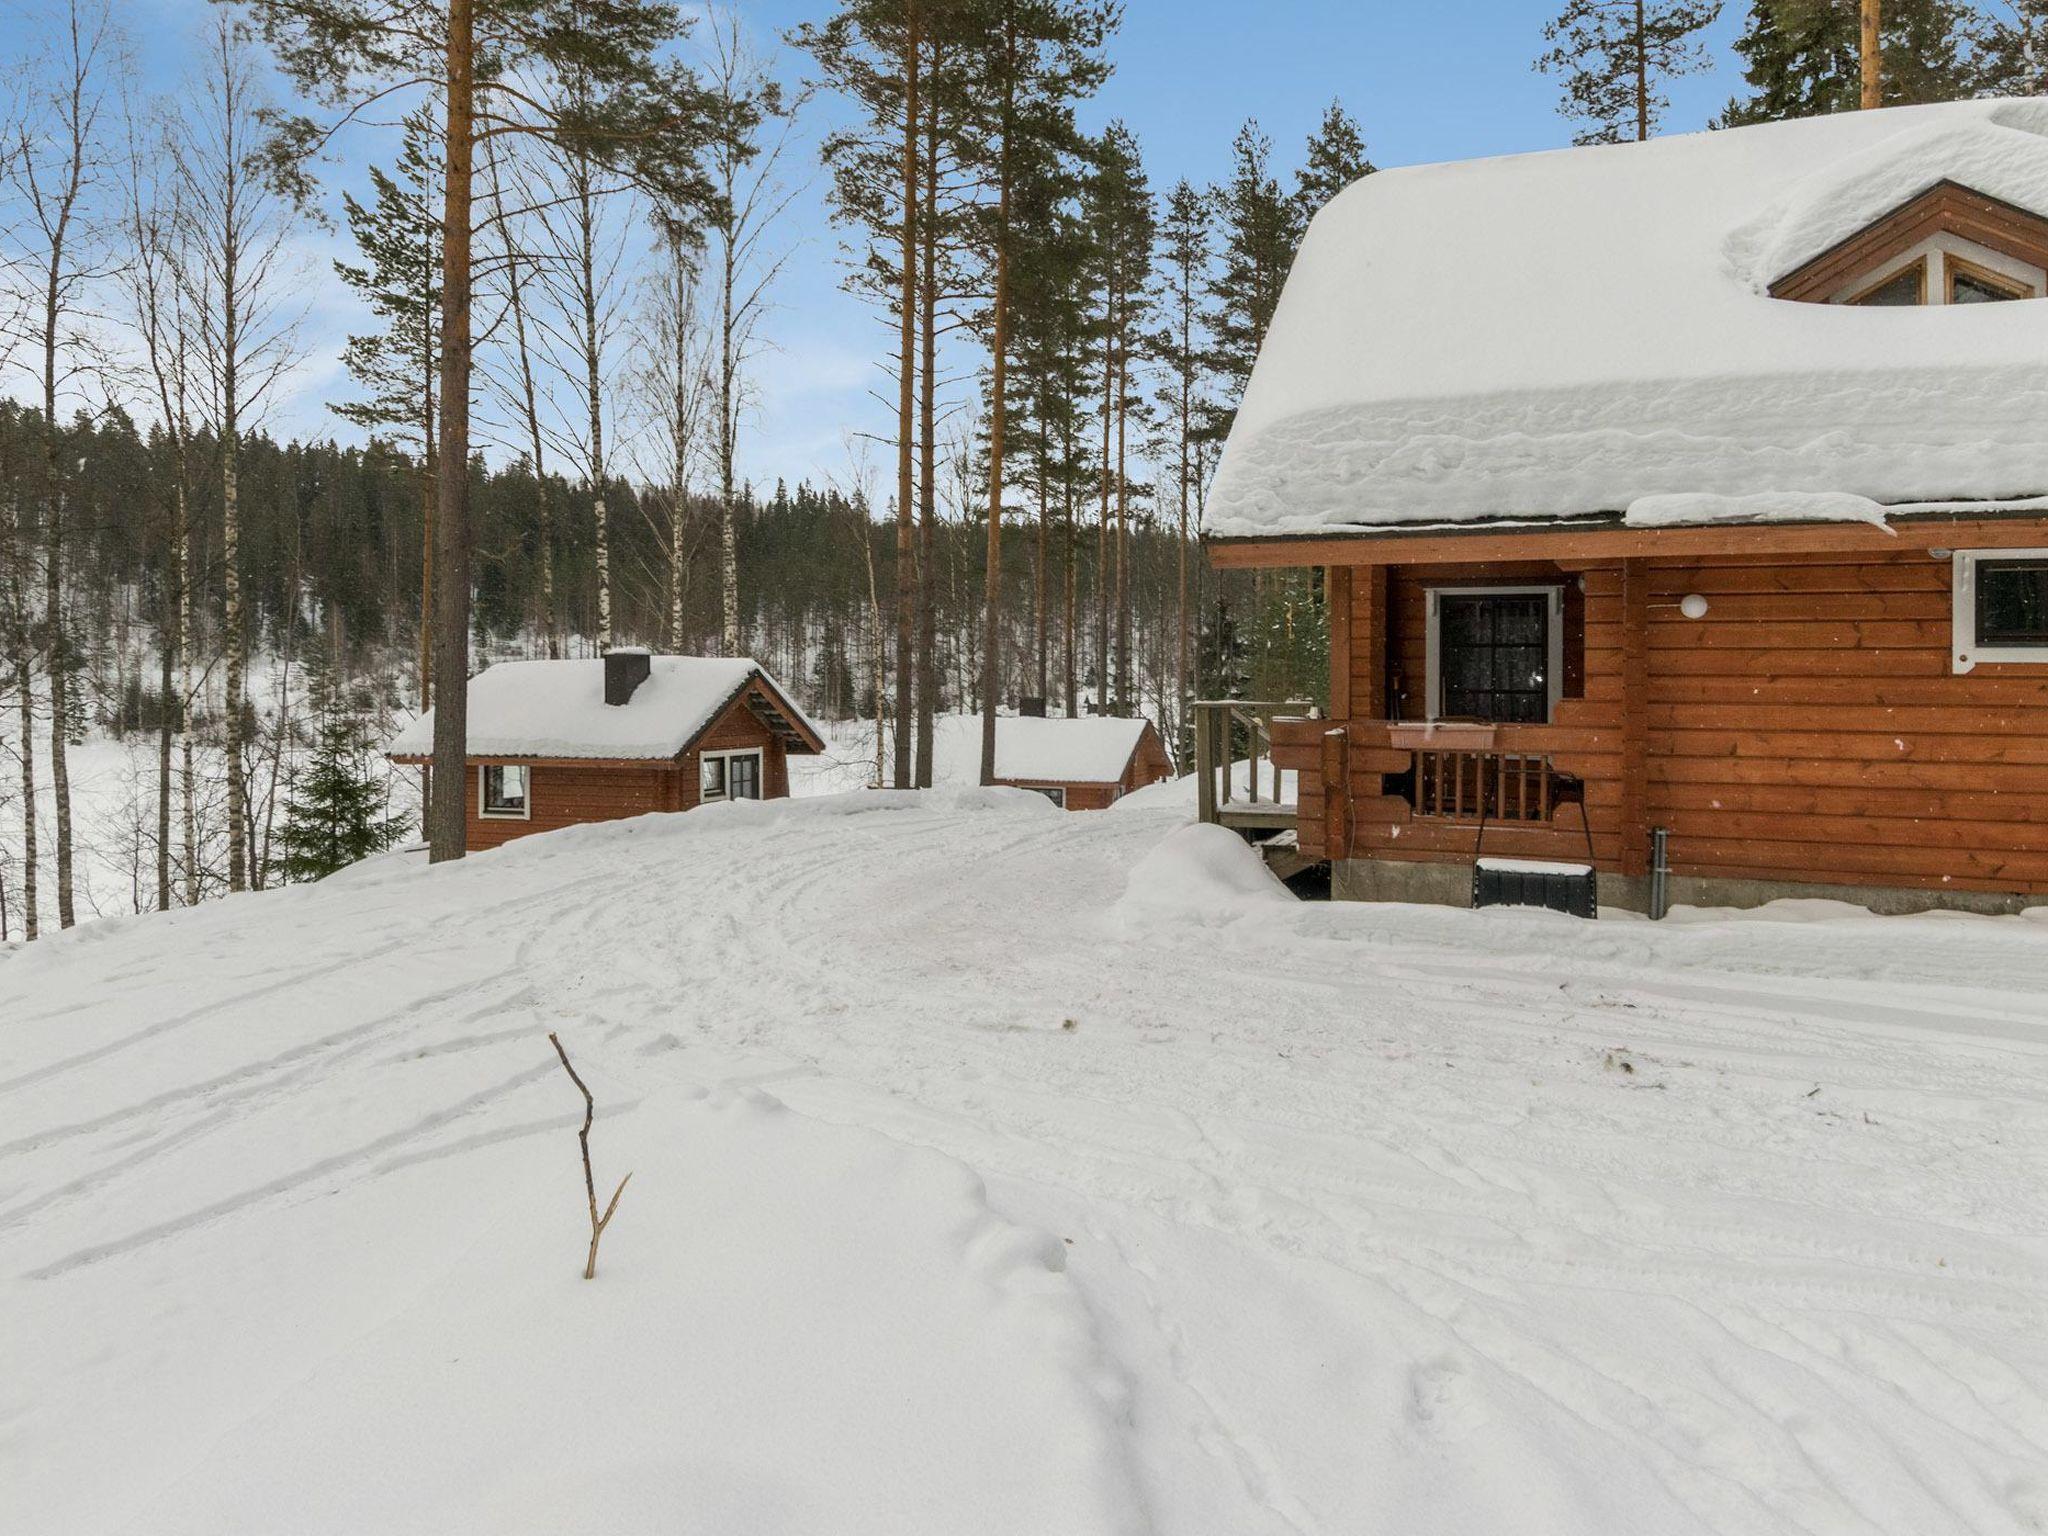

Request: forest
left=0, top=0, right=2040, bottom=938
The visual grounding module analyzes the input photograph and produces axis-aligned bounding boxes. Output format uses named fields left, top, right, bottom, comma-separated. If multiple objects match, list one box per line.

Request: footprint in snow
left=1408, top=1356, right=1485, bottom=1442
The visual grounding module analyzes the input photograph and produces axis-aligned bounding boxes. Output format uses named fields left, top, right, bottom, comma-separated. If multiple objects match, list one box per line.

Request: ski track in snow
left=6, top=790, right=2048, bottom=1532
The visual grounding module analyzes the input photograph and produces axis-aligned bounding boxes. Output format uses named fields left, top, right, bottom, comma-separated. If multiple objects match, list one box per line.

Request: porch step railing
left=1192, top=699, right=1313, bottom=831
left=1412, top=748, right=1563, bottom=823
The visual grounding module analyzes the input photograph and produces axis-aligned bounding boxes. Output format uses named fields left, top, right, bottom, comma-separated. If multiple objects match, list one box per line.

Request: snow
left=1207, top=99, right=2048, bottom=536
left=1624, top=490, right=1896, bottom=529
left=385, top=655, right=819, bottom=761
left=990, top=715, right=1153, bottom=784
left=9, top=793, right=2048, bottom=1532
left=1475, top=856, right=1593, bottom=876
left=790, top=712, right=1170, bottom=794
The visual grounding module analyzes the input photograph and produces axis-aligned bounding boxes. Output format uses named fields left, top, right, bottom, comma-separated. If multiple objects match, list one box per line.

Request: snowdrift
left=8, top=792, right=2048, bottom=1534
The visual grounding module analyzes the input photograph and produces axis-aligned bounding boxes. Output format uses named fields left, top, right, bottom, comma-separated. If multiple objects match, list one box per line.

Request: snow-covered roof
left=387, top=656, right=822, bottom=761
left=992, top=716, right=1154, bottom=784
left=1206, top=98, right=2048, bottom=538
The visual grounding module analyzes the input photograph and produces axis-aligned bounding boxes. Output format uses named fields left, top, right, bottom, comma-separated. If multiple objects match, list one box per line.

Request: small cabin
left=387, top=650, right=824, bottom=850
left=990, top=715, right=1173, bottom=809
left=1202, top=100, right=2048, bottom=916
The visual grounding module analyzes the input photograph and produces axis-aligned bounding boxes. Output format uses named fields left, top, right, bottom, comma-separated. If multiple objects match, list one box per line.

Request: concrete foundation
left=1331, top=857, right=2048, bottom=918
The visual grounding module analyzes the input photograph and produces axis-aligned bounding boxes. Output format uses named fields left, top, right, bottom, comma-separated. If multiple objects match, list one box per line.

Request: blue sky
left=112, top=0, right=1754, bottom=487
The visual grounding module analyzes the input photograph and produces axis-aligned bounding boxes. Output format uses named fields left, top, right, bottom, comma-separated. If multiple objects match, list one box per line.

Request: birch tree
left=120, top=92, right=201, bottom=910
left=235, top=0, right=716, bottom=862
left=5, top=0, right=117, bottom=930
left=172, top=14, right=307, bottom=894
left=699, top=11, right=802, bottom=661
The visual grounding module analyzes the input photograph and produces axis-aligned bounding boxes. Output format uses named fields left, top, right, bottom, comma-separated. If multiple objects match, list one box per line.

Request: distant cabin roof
left=1206, top=98, right=2048, bottom=539
left=993, top=717, right=1155, bottom=784
left=387, top=656, right=823, bottom=761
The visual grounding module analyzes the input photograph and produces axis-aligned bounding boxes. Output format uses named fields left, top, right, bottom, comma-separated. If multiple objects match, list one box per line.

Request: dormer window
left=1846, top=262, right=1926, bottom=306
left=1948, top=254, right=2032, bottom=304
left=1771, top=180, right=2048, bottom=307
left=1826, top=236, right=2043, bottom=306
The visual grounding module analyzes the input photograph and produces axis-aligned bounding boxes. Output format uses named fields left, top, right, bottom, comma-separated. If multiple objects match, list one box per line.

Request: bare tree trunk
left=572, top=153, right=614, bottom=653
left=178, top=483, right=196, bottom=905
left=223, top=414, right=246, bottom=892
left=1860, top=0, right=1882, bottom=108
left=1062, top=478, right=1076, bottom=717
left=1635, top=0, right=1650, bottom=141
left=7, top=487, right=33, bottom=938
left=428, top=0, right=475, bottom=863
left=155, top=484, right=178, bottom=913
left=664, top=234, right=693, bottom=653
left=717, top=226, right=741, bottom=656
left=1176, top=373, right=1190, bottom=753
left=505, top=222, right=554, bottom=659
left=861, top=512, right=885, bottom=786
left=892, top=1, right=919, bottom=787
left=915, top=35, right=942, bottom=786
left=417, top=368, right=435, bottom=707
left=978, top=47, right=1013, bottom=787
left=1033, top=441, right=1048, bottom=703
left=1114, top=331, right=1130, bottom=712
left=1093, top=302, right=1111, bottom=712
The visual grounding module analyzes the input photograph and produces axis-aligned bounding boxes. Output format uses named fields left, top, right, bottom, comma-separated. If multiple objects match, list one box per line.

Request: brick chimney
left=604, top=647, right=651, bottom=706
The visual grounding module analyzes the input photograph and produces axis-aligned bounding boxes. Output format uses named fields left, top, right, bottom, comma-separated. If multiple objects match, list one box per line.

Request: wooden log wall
left=466, top=763, right=680, bottom=852
left=1643, top=550, right=2048, bottom=895
left=1281, top=544, right=2048, bottom=898
left=464, top=685, right=795, bottom=851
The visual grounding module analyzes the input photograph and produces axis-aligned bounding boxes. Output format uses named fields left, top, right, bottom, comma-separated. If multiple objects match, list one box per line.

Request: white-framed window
left=1830, top=234, right=2045, bottom=308
left=1953, top=548, right=2048, bottom=672
left=1423, top=585, right=1565, bottom=722
left=699, top=747, right=765, bottom=801
left=479, top=763, right=531, bottom=819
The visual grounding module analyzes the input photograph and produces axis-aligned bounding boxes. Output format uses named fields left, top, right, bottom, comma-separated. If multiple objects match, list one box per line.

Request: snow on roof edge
left=386, top=655, right=824, bottom=762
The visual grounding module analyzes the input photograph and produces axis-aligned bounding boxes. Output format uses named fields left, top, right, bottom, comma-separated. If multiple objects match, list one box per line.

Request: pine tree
left=240, top=0, right=717, bottom=864
left=333, top=106, right=442, bottom=712
left=1292, top=99, right=1373, bottom=229
left=1080, top=123, right=1150, bottom=711
left=1976, top=1, right=2048, bottom=95
left=1148, top=178, right=1209, bottom=757
left=272, top=696, right=410, bottom=882
left=1200, top=120, right=1292, bottom=449
left=1718, top=0, right=1975, bottom=124
left=1536, top=0, right=1724, bottom=146
left=960, top=0, right=1113, bottom=782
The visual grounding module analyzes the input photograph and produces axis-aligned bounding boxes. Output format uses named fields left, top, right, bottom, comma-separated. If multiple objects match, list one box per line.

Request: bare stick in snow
left=548, top=1031, right=632, bottom=1280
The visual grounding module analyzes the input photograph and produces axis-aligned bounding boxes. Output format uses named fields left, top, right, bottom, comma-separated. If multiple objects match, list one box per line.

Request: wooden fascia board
left=386, top=753, right=684, bottom=769
left=1205, top=515, right=2048, bottom=569
left=1769, top=179, right=2048, bottom=301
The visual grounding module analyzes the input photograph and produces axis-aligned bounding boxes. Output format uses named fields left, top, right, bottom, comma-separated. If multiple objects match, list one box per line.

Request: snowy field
left=6, top=790, right=2048, bottom=1533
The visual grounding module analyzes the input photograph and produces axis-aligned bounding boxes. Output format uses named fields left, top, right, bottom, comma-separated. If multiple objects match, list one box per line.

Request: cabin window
left=1952, top=549, right=2048, bottom=671
left=1030, top=786, right=1066, bottom=807
left=1425, top=586, right=1565, bottom=723
left=1947, top=255, right=2032, bottom=304
left=479, top=764, right=530, bottom=819
left=1825, top=243, right=2043, bottom=308
left=1847, top=261, right=1926, bottom=307
left=700, top=748, right=764, bottom=801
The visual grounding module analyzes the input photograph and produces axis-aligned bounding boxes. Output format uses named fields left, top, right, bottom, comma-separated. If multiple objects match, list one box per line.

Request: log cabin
left=1202, top=99, right=2048, bottom=915
left=989, top=715, right=1174, bottom=809
left=387, top=650, right=825, bottom=851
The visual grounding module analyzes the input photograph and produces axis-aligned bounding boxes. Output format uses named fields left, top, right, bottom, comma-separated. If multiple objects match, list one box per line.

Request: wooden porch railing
left=1412, top=749, right=1563, bottom=823
left=1192, top=699, right=1313, bottom=832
